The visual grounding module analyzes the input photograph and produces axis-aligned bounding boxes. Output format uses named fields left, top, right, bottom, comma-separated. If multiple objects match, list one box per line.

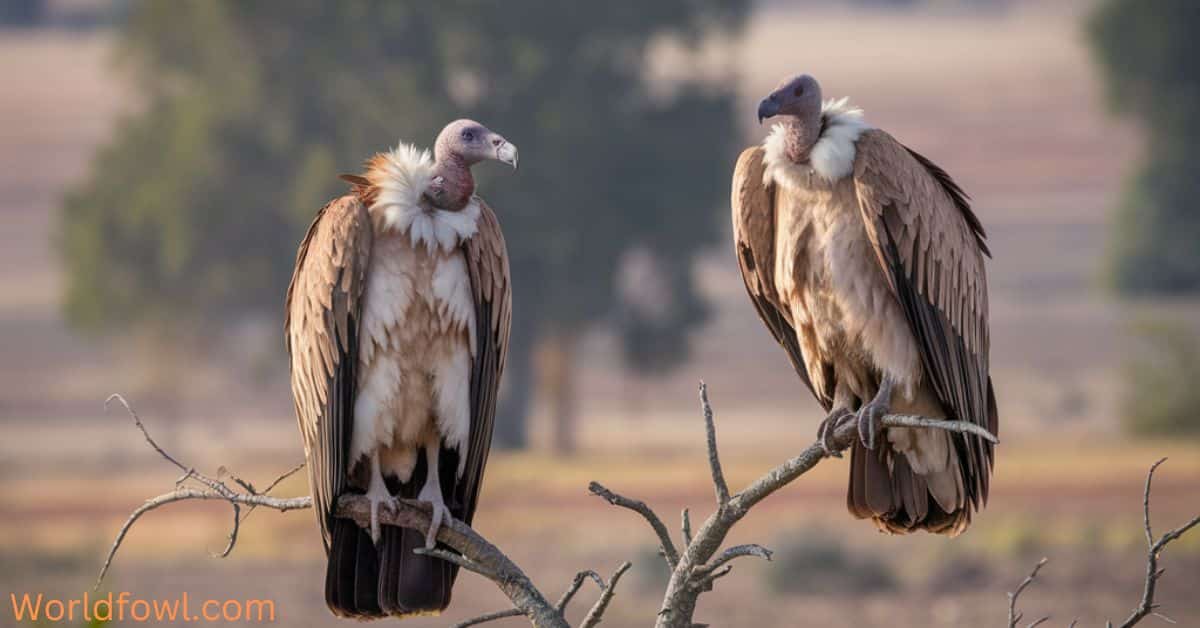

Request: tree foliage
left=1089, top=0, right=1200, bottom=295
left=1121, top=321, right=1200, bottom=438
left=60, top=1, right=748, bottom=445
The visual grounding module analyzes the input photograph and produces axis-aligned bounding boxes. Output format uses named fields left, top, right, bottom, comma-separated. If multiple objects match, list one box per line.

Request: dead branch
left=1004, top=458, right=1199, bottom=628
left=1007, top=557, right=1049, bottom=628
left=103, top=385, right=1198, bottom=628
left=589, top=381, right=1000, bottom=628
left=98, top=395, right=620, bottom=628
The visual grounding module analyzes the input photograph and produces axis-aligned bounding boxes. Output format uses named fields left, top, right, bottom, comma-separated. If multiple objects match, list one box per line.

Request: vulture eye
left=794, top=87, right=804, bottom=97
left=461, top=129, right=475, bottom=142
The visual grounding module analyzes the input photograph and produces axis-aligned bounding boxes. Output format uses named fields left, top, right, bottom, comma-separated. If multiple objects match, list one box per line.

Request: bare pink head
left=427, top=119, right=518, bottom=211
left=434, top=119, right=518, bottom=169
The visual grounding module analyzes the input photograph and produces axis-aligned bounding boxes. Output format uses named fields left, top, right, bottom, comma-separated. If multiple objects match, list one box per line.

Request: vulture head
left=757, top=74, right=822, bottom=125
left=435, top=119, right=519, bottom=170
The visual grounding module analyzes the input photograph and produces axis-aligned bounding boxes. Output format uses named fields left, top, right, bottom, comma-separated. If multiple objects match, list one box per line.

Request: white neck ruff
left=763, top=97, right=872, bottom=187
left=369, top=142, right=480, bottom=253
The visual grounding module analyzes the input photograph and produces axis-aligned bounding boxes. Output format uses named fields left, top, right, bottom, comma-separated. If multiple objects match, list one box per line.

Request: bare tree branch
left=699, top=382, right=730, bottom=507
left=99, top=395, right=626, bottom=628
left=104, top=387, right=1198, bottom=628
left=1007, top=557, right=1049, bottom=628
left=1004, top=459, right=1199, bottom=628
left=697, top=543, right=772, bottom=576
left=592, top=382, right=1001, bottom=628
left=587, top=481, right=679, bottom=568
left=1114, top=458, right=1200, bottom=628
left=556, top=571, right=607, bottom=613
left=579, top=562, right=632, bottom=628
left=454, top=609, right=524, bottom=628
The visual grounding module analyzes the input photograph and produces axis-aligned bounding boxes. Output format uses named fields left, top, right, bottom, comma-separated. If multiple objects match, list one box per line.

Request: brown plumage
left=287, top=121, right=514, bottom=618
left=734, top=75, right=996, bottom=535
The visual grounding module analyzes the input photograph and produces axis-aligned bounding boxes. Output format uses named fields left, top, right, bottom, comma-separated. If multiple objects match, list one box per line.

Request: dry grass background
left=2, top=2, right=1199, bottom=626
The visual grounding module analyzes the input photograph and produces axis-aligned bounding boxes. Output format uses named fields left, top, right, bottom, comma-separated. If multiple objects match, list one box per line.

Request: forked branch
left=589, top=381, right=999, bottom=628
left=97, top=395, right=624, bottom=628
left=1004, top=458, right=1199, bottom=628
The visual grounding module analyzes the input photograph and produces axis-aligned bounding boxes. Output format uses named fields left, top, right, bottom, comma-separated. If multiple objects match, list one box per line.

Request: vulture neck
left=431, top=154, right=476, bottom=212
left=776, top=114, right=822, bottom=164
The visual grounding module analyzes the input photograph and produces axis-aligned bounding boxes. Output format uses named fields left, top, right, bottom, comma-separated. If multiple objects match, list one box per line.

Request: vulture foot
left=417, top=482, right=452, bottom=550
left=816, top=407, right=854, bottom=457
left=857, top=377, right=896, bottom=450
left=417, top=439, right=451, bottom=550
left=365, top=462, right=396, bottom=546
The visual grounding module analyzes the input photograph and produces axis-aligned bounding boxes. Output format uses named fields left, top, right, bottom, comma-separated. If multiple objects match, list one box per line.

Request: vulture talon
left=417, top=439, right=451, bottom=550
left=817, top=407, right=853, bottom=457
left=856, top=402, right=886, bottom=450
left=857, top=377, right=895, bottom=450
left=365, top=452, right=394, bottom=546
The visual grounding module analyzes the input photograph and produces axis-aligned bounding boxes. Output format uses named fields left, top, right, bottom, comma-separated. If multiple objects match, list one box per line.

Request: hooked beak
left=495, top=140, right=519, bottom=170
left=757, top=98, right=780, bottom=124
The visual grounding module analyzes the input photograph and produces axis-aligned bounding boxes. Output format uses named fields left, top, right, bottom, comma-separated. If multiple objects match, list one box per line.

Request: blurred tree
left=59, top=1, right=747, bottom=450
left=1089, top=0, right=1200, bottom=295
left=1120, top=322, right=1200, bottom=438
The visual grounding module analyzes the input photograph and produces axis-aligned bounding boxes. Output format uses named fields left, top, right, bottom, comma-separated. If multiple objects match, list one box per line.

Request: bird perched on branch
left=732, top=74, right=997, bottom=535
left=286, top=119, right=514, bottom=617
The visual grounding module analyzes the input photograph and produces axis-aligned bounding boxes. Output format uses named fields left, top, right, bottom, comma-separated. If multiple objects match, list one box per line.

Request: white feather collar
left=369, top=142, right=480, bottom=253
left=763, top=97, right=872, bottom=186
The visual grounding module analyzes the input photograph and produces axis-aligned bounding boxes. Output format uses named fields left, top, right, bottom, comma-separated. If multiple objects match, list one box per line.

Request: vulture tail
left=325, top=449, right=461, bottom=618
left=845, top=439, right=972, bottom=536
left=325, top=516, right=384, bottom=618
left=323, top=503, right=457, bottom=618
left=377, top=525, right=455, bottom=615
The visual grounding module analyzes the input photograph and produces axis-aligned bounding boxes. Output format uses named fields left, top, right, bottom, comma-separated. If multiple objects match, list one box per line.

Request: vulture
left=286, top=119, right=514, bottom=617
left=732, top=74, right=997, bottom=535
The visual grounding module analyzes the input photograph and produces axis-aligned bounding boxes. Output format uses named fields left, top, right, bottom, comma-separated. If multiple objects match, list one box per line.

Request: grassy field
left=3, top=2, right=1200, bottom=627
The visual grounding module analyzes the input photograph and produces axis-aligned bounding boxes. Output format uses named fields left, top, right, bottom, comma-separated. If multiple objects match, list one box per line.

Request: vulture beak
left=757, top=97, right=780, bottom=124
left=495, top=139, right=519, bottom=171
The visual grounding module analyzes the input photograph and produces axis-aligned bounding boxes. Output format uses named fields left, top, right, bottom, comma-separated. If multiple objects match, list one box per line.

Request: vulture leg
left=816, top=407, right=854, bottom=458
left=417, top=437, right=453, bottom=550
left=365, top=451, right=395, bottom=545
left=857, top=376, right=895, bottom=450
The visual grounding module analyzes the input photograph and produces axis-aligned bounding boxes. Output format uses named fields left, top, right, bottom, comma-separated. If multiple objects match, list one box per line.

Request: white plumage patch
left=370, top=142, right=481, bottom=253
left=432, top=254, right=478, bottom=356
left=763, top=97, right=872, bottom=185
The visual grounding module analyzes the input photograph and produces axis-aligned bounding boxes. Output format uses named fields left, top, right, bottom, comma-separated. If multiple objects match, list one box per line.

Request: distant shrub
left=925, top=551, right=994, bottom=593
left=763, top=528, right=898, bottom=595
left=1121, top=322, right=1200, bottom=438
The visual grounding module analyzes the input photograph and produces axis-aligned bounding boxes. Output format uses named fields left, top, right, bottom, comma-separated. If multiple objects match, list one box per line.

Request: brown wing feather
left=852, top=129, right=995, bottom=507
left=285, top=195, right=372, bottom=551
left=457, top=199, right=511, bottom=525
left=731, top=146, right=832, bottom=411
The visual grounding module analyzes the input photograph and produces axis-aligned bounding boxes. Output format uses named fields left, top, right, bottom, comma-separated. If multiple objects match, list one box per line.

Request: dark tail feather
left=846, top=441, right=970, bottom=536
left=325, top=517, right=384, bottom=618
left=378, top=525, right=455, bottom=616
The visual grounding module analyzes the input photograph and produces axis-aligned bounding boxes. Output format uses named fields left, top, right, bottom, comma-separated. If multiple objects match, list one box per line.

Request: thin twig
left=880, top=413, right=999, bottom=444
left=681, top=508, right=692, bottom=547
left=1113, top=458, right=1200, bottom=628
left=579, top=562, right=632, bottom=628
left=1007, top=558, right=1049, bottom=628
left=699, top=382, right=730, bottom=507
left=454, top=609, right=523, bottom=628
left=696, top=544, right=772, bottom=576
left=100, top=394, right=572, bottom=628
left=556, top=571, right=606, bottom=613
left=588, top=482, right=679, bottom=567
